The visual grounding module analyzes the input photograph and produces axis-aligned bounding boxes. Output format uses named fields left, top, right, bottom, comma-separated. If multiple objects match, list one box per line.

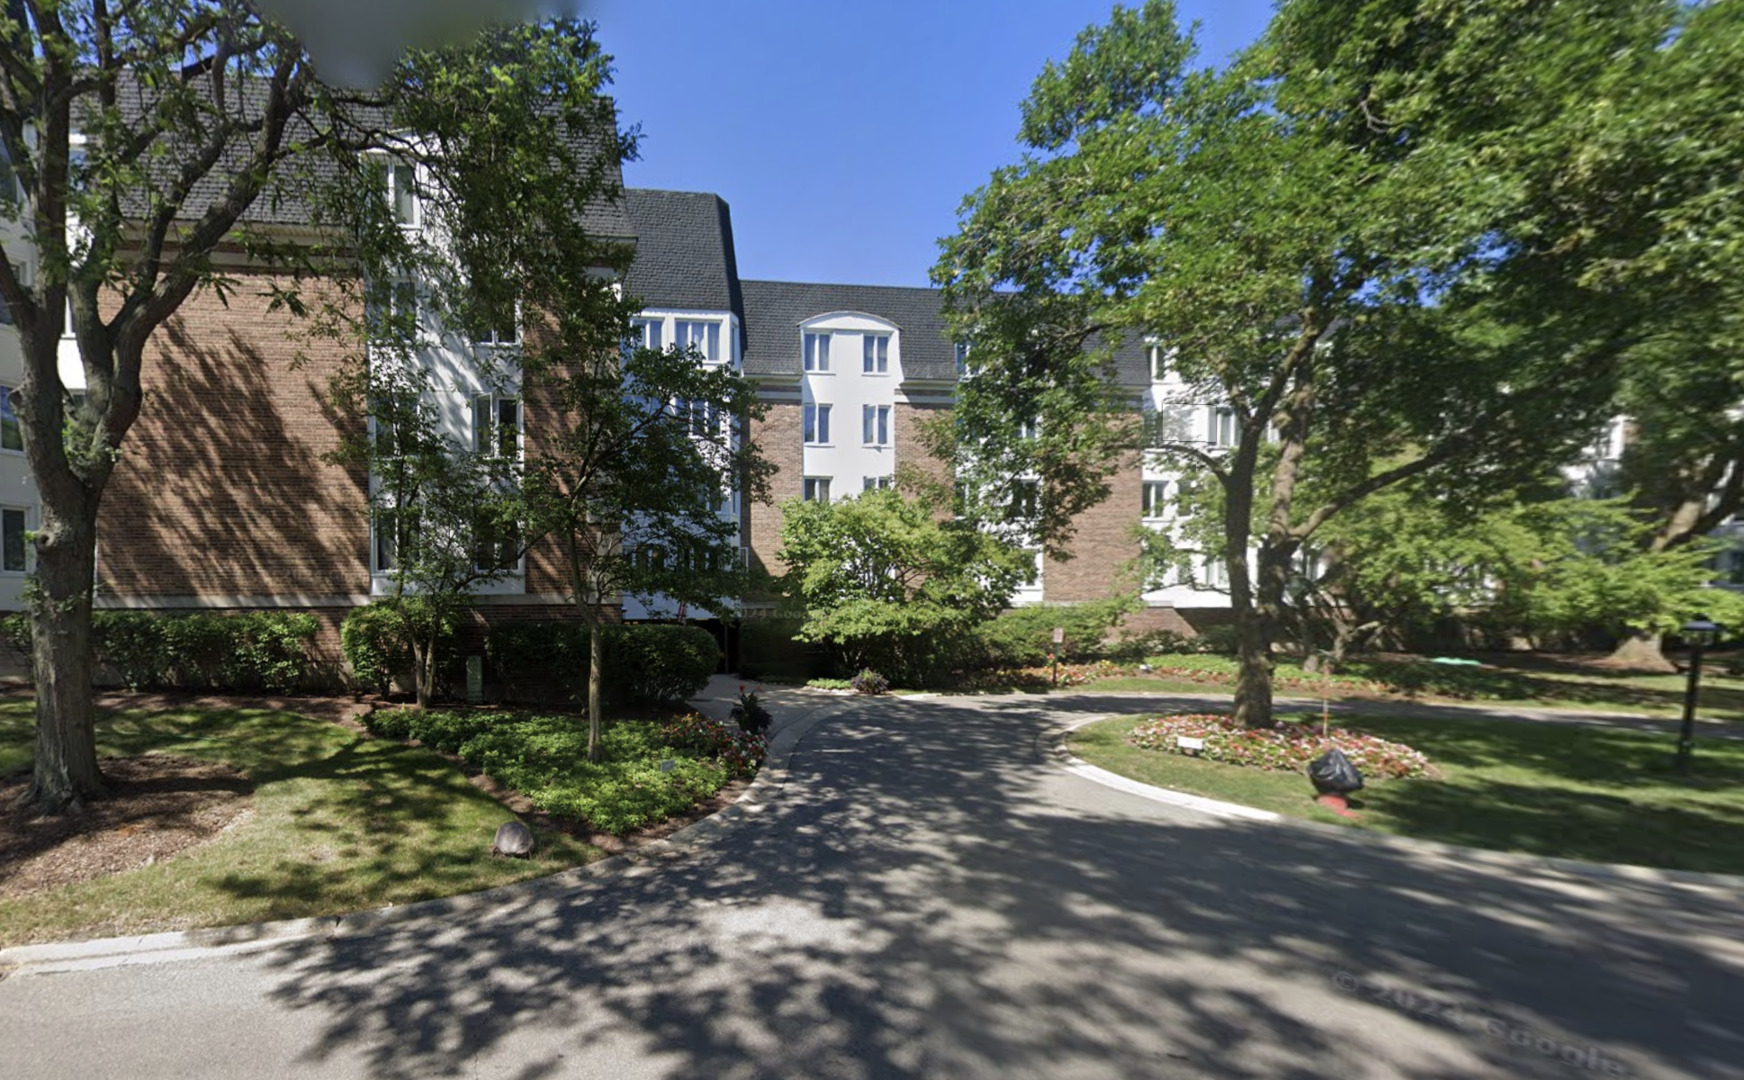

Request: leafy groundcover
left=367, top=709, right=766, bottom=834
left=1128, top=713, right=1436, bottom=780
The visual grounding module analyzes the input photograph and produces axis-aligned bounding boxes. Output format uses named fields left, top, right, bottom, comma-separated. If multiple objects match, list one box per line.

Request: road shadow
left=253, top=694, right=1744, bottom=1079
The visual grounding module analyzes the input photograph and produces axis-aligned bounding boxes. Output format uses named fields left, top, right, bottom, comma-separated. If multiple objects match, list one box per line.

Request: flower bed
left=1127, top=713, right=1436, bottom=780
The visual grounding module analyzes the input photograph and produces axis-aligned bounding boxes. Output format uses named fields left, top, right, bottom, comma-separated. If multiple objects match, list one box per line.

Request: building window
left=1148, top=344, right=1168, bottom=382
left=372, top=510, right=419, bottom=573
left=368, top=278, right=418, bottom=343
left=473, top=396, right=521, bottom=459
left=470, top=303, right=519, bottom=348
left=862, top=404, right=890, bottom=446
left=681, top=398, right=718, bottom=438
left=862, top=333, right=890, bottom=374
left=1018, top=417, right=1039, bottom=441
left=676, top=320, right=721, bottom=363
left=803, top=477, right=832, bottom=502
left=1009, top=479, right=1040, bottom=521
left=0, top=385, right=19, bottom=452
left=630, top=318, right=663, bottom=351
left=473, top=514, right=520, bottom=573
left=863, top=475, right=893, bottom=492
left=804, top=403, right=831, bottom=445
left=954, top=341, right=971, bottom=375
left=1209, top=407, right=1238, bottom=447
left=1142, top=480, right=1170, bottom=519
left=803, top=332, right=831, bottom=373
left=1, top=507, right=25, bottom=572
left=390, top=161, right=418, bottom=226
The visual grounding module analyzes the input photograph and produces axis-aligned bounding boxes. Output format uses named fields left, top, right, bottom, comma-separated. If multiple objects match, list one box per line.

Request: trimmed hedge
left=2, top=610, right=318, bottom=692
left=485, top=621, right=719, bottom=704
left=968, top=597, right=1136, bottom=669
left=339, top=603, right=413, bottom=696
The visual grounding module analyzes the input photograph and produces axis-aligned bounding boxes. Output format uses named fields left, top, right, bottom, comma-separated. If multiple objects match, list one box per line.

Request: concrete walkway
left=2, top=685, right=1739, bottom=1079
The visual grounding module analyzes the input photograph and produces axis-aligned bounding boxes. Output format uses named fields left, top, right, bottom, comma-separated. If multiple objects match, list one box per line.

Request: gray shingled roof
left=104, top=74, right=632, bottom=239
left=739, top=280, right=960, bottom=381
left=622, top=189, right=742, bottom=314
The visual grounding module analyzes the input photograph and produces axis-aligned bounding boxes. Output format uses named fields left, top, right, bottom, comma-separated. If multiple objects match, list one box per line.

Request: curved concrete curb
left=0, top=694, right=854, bottom=980
left=1045, top=713, right=1744, bottom=895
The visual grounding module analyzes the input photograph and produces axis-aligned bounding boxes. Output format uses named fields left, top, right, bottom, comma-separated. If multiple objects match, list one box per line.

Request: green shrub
left=366, top=708, right=753, bottom=834
left=485, top=621, right=719, bottom=704
left=231, top=613, right=319, bottom=693
left=92, top=612, right=171, bottom=690
left=341, top=604, right=412, bottom=696
left=806, top=677, right=853, bottom=690
left=603, top=624, right=718, bottom=702
left=851, top=669, right=889, bottom=695
left=968, top=597, right=1137, bottom=670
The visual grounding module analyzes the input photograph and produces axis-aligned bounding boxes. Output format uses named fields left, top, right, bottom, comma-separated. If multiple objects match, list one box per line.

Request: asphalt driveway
left=2, top=691, right=1741, bottom=1079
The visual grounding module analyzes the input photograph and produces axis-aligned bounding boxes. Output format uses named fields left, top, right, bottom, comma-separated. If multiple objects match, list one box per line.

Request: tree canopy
left=935, top=0, right=1703, bottom=727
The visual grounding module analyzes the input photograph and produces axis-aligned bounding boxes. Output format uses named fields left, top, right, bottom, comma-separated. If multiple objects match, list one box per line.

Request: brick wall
left=746, top=399, right=802, bottom=576
left=895, top=401, right=952, bottom=494
left=1044, top=450, right=1144, bottom=602
left=99, top=275, right=369, bottom=601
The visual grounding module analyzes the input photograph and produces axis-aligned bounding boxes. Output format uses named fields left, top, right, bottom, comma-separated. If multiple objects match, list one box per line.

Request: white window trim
left=803, top=331, right=832, bottom=373
left=675, top=318, right=724, bottom=365
left=473, top=394, right=524, bottom=460
left=0, top=383, right=22, bottom=455
left=803, top=476, right=832, bottom=502
left=862, top=333, right=891, bottom=375
left=0, top=504, right=31, bottom=574
left=804, top=402, right=833, bottom=446
left=862, top=403, right=891, bottom=447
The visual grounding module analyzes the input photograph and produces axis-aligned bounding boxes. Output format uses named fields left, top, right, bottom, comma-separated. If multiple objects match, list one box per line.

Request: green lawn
left=1069, top=652, right=1744, bottom=721
left=1068, top=712, right=1744, bottom=875
left=0, top=698, right=606, bottom=947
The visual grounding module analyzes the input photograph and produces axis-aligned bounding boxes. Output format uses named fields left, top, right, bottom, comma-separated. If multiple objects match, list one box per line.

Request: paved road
left=4, top=692, right=1743, bottom=1079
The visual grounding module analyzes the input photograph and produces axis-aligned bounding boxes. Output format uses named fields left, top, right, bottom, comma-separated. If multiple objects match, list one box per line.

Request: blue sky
left=592, top=1, right=1276, bottom=288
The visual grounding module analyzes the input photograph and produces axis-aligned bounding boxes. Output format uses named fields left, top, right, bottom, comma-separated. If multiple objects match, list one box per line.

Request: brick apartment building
left=0, top=178, right=1235, bottom=670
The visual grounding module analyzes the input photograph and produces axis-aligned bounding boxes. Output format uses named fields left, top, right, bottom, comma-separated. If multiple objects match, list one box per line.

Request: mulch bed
left=0, top=755, right=254, bottom=900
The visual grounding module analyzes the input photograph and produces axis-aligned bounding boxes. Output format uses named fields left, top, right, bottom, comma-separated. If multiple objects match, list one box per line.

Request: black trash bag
left=1308, top=747, right=1365, bottom=795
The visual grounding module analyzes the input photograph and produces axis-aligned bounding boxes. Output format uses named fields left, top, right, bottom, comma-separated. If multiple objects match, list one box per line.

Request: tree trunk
left=411, top=636, right=435, bottom=708
left=27, top=503, right=102, bottom=813
left=1224, top=462, right=1277, bottom=729
left=588, top=619, right=603, bottom=763
left=1602, top=630, right=1675, bottom=673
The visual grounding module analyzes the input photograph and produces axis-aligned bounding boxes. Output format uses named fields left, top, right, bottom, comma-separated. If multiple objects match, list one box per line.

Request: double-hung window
left=1148, top=344, right=1168, bottom=382
left=1209, top=407, right=1238, bottom=447
left=373, top=509, right=419, bottom=573
left=1142, top=480, right=1170, bottom=519
left=369, top=278, right=418, bottom=345
left=470, top=303, right=519, bottom=348
left=682, top=399, right=718, bottom=438
left=473, top=513, right=520, bottom=572
left=804, top=403, right=831, bottom=445
left=862, top=334, right=889, bottom=374
left=1017, top=417, right=1039, bottom=442
left=1010, top=479, right=1040, bottom=521
left=803, top=332, right=831, bottom=372
left=862, top=404, right=890, bottom=446
left=473, top=396, right=521, bottom=459
left=1, top=507, right=26, bottom=572
left=863, top=475, right=893, bottom=492
left=0, top=385, right=19, bottom=452
left=676, top=320, right=721, bottom=363
left=954, top=341, right=971, bottom=375
left=389, top=161, right=418, bottom=227
left=803, top=477, right=831, bottom=502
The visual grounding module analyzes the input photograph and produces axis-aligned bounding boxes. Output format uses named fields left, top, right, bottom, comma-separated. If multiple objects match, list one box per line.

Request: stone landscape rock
left=491, top=820, right=536, bottom=858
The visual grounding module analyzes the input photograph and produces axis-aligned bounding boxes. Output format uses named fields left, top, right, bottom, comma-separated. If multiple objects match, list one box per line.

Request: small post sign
left=1052, top=627, right=1064, bottom=685
left=1052, top=627, right=1065, bottom=645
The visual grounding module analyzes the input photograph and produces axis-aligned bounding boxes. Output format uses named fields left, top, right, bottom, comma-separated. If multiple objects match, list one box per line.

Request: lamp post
left=1676, top=615, right=1722, bottom=775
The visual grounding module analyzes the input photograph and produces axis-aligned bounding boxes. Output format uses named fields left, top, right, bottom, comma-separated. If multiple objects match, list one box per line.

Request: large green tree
left=935, top=0, right=1676, bottom=728
left=0, top=0, right=362, bottom=810
left=779, top=487, right=1034, bottom=684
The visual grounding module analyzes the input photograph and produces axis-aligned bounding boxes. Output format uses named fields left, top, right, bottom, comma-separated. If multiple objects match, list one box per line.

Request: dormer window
left=862, top=333, right=889, bottom=374
left=1148, top=344, right=1167, bottom=382
left=677, top=320, right=721, bottom=363
left=804, top=332, right=831, bottom=372
left=954, top=341, right=971, bottom=375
